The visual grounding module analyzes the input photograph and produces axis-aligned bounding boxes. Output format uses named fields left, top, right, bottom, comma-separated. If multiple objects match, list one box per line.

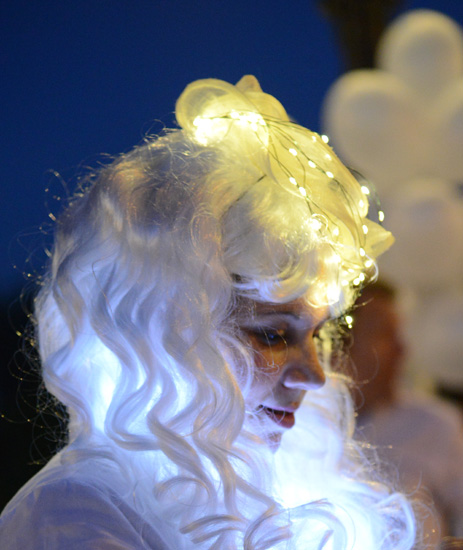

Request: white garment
left=357, top=390, right=463, bottom=537
left=0, top=387, right=417, bottom=549
left=0, top=455, right=176, bottom=550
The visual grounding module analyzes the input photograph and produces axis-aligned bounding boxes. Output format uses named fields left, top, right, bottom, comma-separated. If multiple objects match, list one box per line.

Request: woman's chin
left=245, top=407, right=288, bottom=450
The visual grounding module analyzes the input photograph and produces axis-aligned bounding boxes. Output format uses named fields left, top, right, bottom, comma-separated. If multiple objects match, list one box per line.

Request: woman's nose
left=282, top=339, right=326, bottom=390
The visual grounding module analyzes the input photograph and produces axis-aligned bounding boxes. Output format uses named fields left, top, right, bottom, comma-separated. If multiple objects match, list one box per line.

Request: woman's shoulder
left=0, top=457, right=174, bottom=550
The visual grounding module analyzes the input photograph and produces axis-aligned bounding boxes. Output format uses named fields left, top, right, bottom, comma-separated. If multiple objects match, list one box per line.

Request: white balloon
left=431, top=78, right=463, bottom=181
left=378, top=179, right=463, bottom=289
left=407, top=291, right=463, bottom=388
left=377, top=9, right=463, bottom=101
left=322, top=70, right=424, bottom=191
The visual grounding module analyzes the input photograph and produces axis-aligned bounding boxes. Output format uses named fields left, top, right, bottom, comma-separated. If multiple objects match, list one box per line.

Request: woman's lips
left=262, top=407, right=296, bottom=429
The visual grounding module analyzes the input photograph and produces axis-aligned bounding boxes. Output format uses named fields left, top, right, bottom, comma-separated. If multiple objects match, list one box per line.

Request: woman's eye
left=252, top=329, right=287, bottom=346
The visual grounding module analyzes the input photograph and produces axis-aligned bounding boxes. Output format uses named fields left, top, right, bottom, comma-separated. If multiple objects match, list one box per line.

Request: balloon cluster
left=322, top=10, right=463, bottom=388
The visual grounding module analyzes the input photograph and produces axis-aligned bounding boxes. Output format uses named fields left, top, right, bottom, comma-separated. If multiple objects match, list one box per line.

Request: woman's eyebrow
left=250, top=309, right=299, bottom=320
left=254, top=310, right=328, bottom=325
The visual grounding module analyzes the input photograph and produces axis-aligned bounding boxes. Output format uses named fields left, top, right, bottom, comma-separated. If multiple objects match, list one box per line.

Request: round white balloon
left=431, top=78, right=463, bottom=181
left=322, top=70, right=424, bottom=192
left=377, top=9, right=463, bottom=101
left=378, top=179, right=463, bottom=289
left=407, top=290, right=463, bottom=388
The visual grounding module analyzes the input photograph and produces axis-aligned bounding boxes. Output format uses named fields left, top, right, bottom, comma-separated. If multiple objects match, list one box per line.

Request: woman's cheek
left=250, top=349, right=285, bottom=401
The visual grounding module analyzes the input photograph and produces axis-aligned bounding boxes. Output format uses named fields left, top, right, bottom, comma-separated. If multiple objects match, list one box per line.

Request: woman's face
left=236, top=297, right=328, bottom=444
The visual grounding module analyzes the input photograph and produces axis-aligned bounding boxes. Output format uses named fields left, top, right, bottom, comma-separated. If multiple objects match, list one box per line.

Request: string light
left=184, top=95, right=391, bottom=300
left=360, top=185, right=370, bottom=195
left=192, top=110, right=267, bottom=144
left=311, top=218, right=322, bottom=231
left=326, top=283, right=341, bottom=304
left=232, top=110, right=266, bottom=127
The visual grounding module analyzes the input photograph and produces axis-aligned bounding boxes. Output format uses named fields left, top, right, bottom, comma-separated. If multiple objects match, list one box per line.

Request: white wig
left=34, top=76, right=417, bottom=549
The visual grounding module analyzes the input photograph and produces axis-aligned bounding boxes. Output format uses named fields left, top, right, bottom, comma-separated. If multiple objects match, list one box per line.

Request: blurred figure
left=347, top=280, right=463, bottom=538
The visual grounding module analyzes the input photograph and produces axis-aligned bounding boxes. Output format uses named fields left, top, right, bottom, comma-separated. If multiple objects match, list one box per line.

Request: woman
left=0, top=75, right=417, bottom=549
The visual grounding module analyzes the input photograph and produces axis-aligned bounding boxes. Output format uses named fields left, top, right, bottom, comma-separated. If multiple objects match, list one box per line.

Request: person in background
left=347, top=280, right=463, bottom=540
left=0, top=75, right=419, bottom=549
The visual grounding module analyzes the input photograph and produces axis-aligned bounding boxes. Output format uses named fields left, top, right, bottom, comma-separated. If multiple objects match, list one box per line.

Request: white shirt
left=0, top=456, right=176, bottom=550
